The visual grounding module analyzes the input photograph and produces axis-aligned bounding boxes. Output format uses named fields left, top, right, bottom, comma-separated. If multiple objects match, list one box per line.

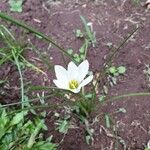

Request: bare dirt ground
left=0, top=0, right=150, bottom=149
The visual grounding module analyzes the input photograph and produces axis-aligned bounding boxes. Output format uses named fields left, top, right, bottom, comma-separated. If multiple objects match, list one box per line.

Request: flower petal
left=78, top=75, right=93, bottom=89
left=54, top=65, right=68, bottom=81
left=78, top=60, right=89, bottom=82
left=67, top=61, right=79, bottom=80
left=69, top=88, right=81, bottom=93
left=53, top=79, right=68, bottom=89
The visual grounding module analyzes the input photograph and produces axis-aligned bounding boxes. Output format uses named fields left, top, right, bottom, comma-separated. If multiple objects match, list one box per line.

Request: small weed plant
left=107, top=65, right=126, bottom=86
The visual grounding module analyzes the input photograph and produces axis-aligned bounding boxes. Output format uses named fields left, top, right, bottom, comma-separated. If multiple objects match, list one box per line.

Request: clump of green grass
left=0, top=25, right=46, bottom=109
left=0, top=106, right=57, bottom=150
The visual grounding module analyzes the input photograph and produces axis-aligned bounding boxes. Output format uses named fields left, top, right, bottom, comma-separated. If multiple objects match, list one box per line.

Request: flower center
left=69, top=80, right=79, bottom=89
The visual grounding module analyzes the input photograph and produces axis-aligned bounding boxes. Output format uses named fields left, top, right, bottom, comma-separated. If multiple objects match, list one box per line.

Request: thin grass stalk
left=94, top=27, right=139, bottom=91
left=103, top=92, right=150, bottom=104
left=104, top=27, right=139, bottom=68
left=0, top=12, right=75, bottom=62
left=8, top=104, right=59, bottom=116
left=12, top=49, right=25, bottom=109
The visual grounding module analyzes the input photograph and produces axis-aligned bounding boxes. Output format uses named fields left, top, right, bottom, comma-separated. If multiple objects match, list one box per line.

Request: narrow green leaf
left=0, top=80, right=6, bottom=85
left=105, top=114, right=111, bottom=128
left=80, top=16, right=93, bottom=40
left=10, top=111, right=26, bottom=125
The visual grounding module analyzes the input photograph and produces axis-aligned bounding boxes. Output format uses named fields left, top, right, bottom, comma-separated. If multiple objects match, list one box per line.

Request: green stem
left=12, top=49, right=25, bottom=109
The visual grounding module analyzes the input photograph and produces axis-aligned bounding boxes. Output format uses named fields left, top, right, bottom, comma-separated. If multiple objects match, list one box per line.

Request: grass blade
left=0, top=12, right=75, bottom=62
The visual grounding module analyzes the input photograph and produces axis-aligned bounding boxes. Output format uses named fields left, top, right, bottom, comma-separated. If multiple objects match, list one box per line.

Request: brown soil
left=0, top=0, right=150, bottom=150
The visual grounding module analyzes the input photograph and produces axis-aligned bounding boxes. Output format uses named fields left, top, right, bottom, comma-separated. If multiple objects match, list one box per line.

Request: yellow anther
left=69, top=80, right=79, bottom=89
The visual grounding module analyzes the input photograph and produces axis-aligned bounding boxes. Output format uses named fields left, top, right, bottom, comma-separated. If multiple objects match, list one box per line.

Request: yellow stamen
left=69, top=80, right=79, bottom=89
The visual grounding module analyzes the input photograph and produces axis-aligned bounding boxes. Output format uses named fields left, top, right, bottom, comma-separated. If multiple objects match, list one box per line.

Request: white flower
left=53, top=60, right=93, bottom=93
